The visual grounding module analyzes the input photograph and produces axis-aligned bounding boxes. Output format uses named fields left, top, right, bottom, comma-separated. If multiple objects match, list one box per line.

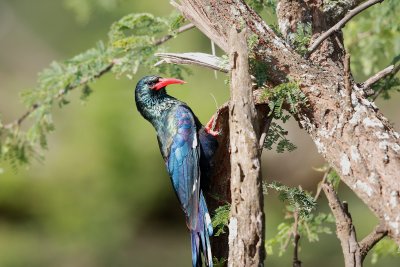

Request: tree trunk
left=227, top=27, right=265, bottom=266
left=174, top=0, right=400, bottom=246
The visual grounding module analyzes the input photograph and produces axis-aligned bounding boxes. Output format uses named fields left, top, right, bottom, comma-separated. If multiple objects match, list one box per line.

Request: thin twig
left=314, top=167, right=332, bottom=201
left=362, top=65, right=394, bottom=90
left=4, top=63, right=113, bottom=130
left=292, top=210, right=302, bottom=267
left=153, top=23, right=195, bottom=46
left=359, top=222, right=388, bottom=260
left=371, top=64, right=400, bottom=100
left=3, top=23, right=196, bottom=130
left=306, top=0, right=385, bottom=58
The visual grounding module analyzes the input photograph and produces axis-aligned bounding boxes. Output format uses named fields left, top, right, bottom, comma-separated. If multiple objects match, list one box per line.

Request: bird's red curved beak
left=152, top=78, right=186, bottom=90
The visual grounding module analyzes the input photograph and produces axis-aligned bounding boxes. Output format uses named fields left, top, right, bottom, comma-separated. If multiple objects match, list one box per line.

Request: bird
left=134, top=75, right=218, bottom=267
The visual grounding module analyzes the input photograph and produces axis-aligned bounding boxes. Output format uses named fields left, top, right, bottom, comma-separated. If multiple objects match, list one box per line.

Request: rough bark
left=173, top=0, right=400, bottom=246
left=322, top=181, right=388, bottom=267
left=323, top=183, right=363, bottom=267
left=227, top=28, right=265, bottom=266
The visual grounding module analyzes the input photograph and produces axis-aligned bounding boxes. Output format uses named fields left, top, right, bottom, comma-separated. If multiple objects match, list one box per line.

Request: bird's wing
left=167, top=105, right=201, bottom=230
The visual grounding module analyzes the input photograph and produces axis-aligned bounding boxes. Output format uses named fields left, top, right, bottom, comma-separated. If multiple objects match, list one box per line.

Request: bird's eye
left=149, top=78, right=160, bottom=87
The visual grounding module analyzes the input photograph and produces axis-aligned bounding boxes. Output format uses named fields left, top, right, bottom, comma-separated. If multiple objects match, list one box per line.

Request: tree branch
left=322, top=182, right=362, bottom=267
left=324, top=0, right=365, bottom=24
left=362, top=65, right=395, bottom=90
left=3, top=63, right=113, bottom=130
left=370, top=64, right=400, bottom=100
left=153, top=23, right=195, bottom=46
left=3, top=23, right=196, bottom=130
left=306, top=0, right=385, bottom=58
left=359, top=223, right=388, bottom=260
left=314, top=167, right=332, bottom=201
left=322, top=180, right=389, bottom=266
left=154, top=52, right=228, bottom=72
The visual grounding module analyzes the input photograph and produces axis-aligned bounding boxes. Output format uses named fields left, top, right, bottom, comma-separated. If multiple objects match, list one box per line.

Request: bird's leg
left=205, top=114, right=220, bottom=136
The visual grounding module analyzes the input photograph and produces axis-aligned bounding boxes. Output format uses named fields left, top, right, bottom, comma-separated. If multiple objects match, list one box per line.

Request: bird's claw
left=207, top=129, right=221, bottom=137
left=205, top=115, right=221, bottom=136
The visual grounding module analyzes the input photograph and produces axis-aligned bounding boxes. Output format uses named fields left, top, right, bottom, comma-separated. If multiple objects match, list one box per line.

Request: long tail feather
left=191, top=192, right=213, bottom=267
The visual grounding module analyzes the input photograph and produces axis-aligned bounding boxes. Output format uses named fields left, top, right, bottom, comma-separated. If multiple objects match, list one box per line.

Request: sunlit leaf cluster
left=265, top=181, right=334, bottom=256
left=109, top=12, right=191, bottom=79
left=345, top=0, right=399, bottom=79
left=265, top=181, right=316, bottom=218
left=326, top=169, right=341, bottom=190
left=266, top=211, right=334, bottom=256
left=370, top=238, right=400, bottom=264
left=292, top=22, right=312, bottom=56
left=264, top=122, right=297, bottom=153
left=212, top=204, right=230, bottom=237
left=0, top=12, right=190, bottom=167
left=262, top=82, right=307, bottom=153
left=263, top=82, right=308, bottom=119
left=213, top=256, right=227, bottom=267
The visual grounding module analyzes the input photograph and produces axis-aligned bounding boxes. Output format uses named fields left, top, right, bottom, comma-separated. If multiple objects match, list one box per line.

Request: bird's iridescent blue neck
left=135, top=84, right=180, bottom=125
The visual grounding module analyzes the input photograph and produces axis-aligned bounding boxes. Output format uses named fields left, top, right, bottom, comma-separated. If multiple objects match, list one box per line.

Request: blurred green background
left=0, top=0, right=399, bottom=266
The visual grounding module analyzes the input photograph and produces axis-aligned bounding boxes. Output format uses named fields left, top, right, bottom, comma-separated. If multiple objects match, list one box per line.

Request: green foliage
left=314, top=165, right=341, bottom=190
left=109, top=13, right=168, bottom=45
left=269, top=23, right=283, bottom=38
left=109, top=13, right=191, bottom=79
left=108, top=13, right=168, bottom=75
left=168, top=14, right=186, bottom=32
left=213, top=257, right=227, bottom=267
left=1, top=42, right=111, bottom=166
left=80, top=85, right=93, bottom=103
left=265, top=182, right=316, bottom=218
left=265, top=221, right=292, bottom=256
left=370, top=238, right=400, bottom=264
left=266, top=211, right=334, bottom=256
left=345, top=0, right=400, bottom=80
left=300, top=212, right=335, bottom=242
left=372, top=72, right=400, bottom=100
left=212, top=204, right=230, bottom=237
left=326, top=169, right=341, bottom=190
left=250, top=59, right=270, bottom=87
left=263, top=82, right=307, bottom=119
left=264, top=122, right=297, bottom=153
left=64, top=0, right=124, bottom=23
left=1, top=129, right=35, bottom=168
left=1, top=12, right=191, bottom=167
left=370, top=56, right=400, bottom=100
left=292, top=22, right=312, bottom=56
left=265, top=180, right=333, bottom=256
left=245, top=0, right=277, bottom=14
left=247, top=33, right=259, bottom=51
left=262, top=82, right=306, bottom=153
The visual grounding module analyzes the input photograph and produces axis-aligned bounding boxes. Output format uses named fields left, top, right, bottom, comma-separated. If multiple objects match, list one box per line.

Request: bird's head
left=136, top=75, right=186, bottom=95
left=135, top=75, right=186, bottom=120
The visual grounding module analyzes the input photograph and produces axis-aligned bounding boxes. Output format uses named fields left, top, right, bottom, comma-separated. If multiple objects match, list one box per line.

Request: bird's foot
left=205, top=115, right=221, bottom=137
